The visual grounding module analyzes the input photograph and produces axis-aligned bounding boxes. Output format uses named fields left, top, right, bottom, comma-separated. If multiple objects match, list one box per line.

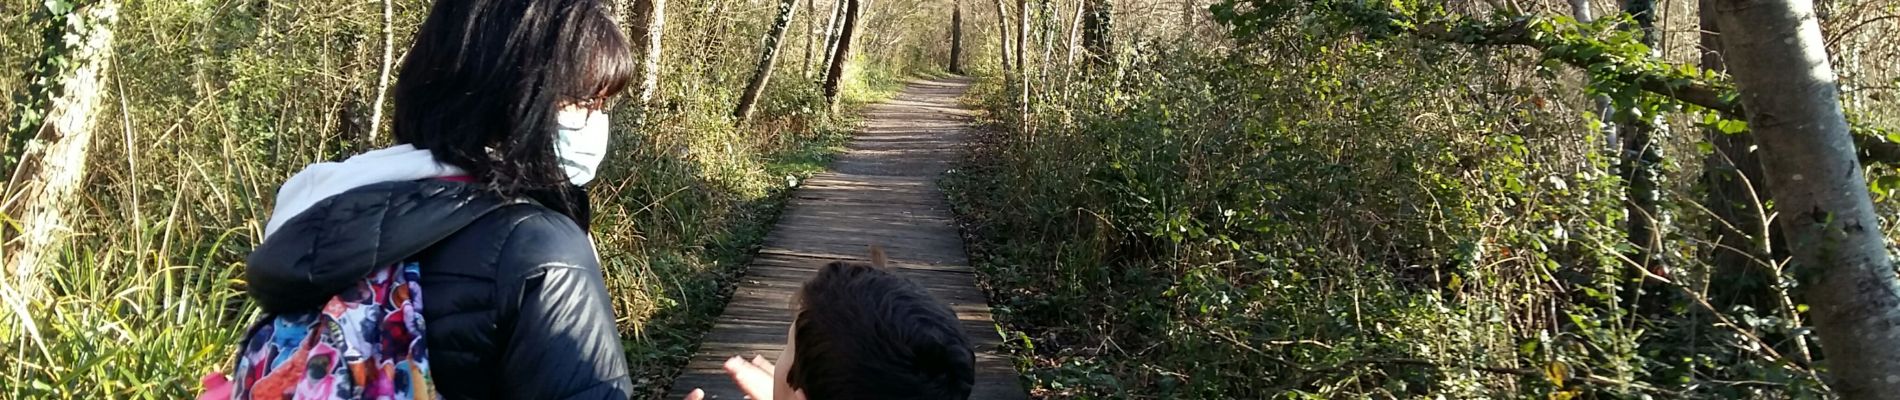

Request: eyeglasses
left=562, top=93, right=621, bottom=112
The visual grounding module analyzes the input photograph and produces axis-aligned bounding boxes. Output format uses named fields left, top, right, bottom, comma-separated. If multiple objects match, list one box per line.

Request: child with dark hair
left=687, top=248, right=977, bottom=400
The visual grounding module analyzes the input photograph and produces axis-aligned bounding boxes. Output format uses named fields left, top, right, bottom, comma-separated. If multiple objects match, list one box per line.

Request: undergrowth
left=948, top=29, right=1898, bottom=399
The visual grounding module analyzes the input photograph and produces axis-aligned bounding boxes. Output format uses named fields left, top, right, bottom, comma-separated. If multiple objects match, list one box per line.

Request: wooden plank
left=775, top=212, right=953, bottom=225
left=756, top=245, right=966, bottom=266
left=765, top=222, right=960, bottom=243
left=663, top=77, right=1025, bottom=400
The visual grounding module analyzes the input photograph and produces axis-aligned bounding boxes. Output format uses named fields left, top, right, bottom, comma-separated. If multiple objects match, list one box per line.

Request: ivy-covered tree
left=821, top=0, right=861, bottom=107
left=3, top=0, right=122, bottom=299
left=733, top=0, right=803, bottom=123
left=1616, top=0, right=1667, bottom=279
left=1080, top=0, right=1111, bottom=66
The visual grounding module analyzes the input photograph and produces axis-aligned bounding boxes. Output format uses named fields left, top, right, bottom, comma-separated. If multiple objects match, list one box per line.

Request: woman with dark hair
left=234, top=0, right=636, bottom=398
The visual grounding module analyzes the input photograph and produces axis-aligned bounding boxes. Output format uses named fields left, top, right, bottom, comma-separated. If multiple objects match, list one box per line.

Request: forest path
left=665, top=76, right=1026, bottom=399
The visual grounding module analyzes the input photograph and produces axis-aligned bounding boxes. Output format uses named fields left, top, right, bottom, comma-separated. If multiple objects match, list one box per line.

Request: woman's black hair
left=393, top=0, right=633, bottom=223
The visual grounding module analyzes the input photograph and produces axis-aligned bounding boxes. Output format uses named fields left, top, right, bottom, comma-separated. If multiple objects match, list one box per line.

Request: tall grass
left=948, top=30, right=1899, bottom=398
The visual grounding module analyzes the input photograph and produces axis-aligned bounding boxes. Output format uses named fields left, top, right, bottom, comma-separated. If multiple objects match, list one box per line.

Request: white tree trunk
left=1710, top=0, right=1900, bottom=396
left=1039, top=0, right=1054, bottom=76
left=1569, top=0, right=1620, bottom=153
left=993, top=0, right=1014, bottom=76
left=3, top=1, right=121, bottom=299
left=630, top=0, right=667, bottom=104
left=1836, top=6, right=1865, bottom=110
left=820, top=0, right=846, bottom=76
left=369, top=0, right=394, bottom=142
left=820, top=0, right=861, bottom=107
left=1568, top=0, right=1594, bottom=21
left=1016, top=0, right=1029, bottom=128
left=1065, top=0, right=1082, bottom=67
left=733, top=0, right=803, bottom=123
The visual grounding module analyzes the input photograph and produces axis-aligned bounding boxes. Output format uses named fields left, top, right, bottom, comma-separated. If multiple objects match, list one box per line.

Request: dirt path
left=665, top=77, right=1026, bottom=399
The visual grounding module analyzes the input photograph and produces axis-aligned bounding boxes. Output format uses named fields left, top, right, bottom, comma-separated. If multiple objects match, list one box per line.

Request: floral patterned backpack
left=212, top=261, right=436, bottom=400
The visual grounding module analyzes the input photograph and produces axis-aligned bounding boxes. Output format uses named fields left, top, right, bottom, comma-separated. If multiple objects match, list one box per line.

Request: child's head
left=775, top=248, right=976, bottom=400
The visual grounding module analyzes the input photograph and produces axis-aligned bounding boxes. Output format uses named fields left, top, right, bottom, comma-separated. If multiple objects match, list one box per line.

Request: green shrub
left=951, top=26, right=1873, bottom=398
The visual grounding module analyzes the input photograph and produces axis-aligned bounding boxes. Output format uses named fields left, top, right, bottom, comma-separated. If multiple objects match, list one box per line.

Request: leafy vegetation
left=6, top=0, right=1900, bottom=398
left=949, top=0, right=1900, bottom=398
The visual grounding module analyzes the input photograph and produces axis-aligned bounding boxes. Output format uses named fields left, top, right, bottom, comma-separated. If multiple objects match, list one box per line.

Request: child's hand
left=726, top=355, right=777, bottom=400
left=683, top=355, right=777, bottom=400
left=197, top=371, right=232, bottom=400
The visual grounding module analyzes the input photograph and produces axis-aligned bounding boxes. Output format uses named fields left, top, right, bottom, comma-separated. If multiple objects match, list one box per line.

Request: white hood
left=263, top=144, right=467, bottom=238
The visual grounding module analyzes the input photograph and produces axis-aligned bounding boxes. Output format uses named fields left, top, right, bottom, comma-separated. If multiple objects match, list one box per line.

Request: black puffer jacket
left=246, top=179, right=633, bottom=399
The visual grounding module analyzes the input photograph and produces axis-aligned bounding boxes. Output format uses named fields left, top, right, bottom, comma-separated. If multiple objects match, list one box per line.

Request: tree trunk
left=1700, top=0, right=1772, bottom=309
left=856, top=0, right=875, bottom=36
left=3, top=1, right=121, bottom=299
left=1568, top=0, right=1593, bottom=22
left=734, top=0, right=803, bottom=124
left=1015, top=0, right=1030, bottom=133
left=1710, top=0, right=1900, bottom=396
left=1065, top=0, right=1083, bottom=66
left=1568, top=0, right=1619, bottom=154
left=1700, top=0, right=1812, bottom=363
left=950, top=3, right=965, bottom=74
left=369, top=0, right=394, bottom=143
left=822, top=0, right=861, bottom=108
left=803, top=0, right=817, bottom=78
left=1181, top=0, right=1197, bottom=35
left=1620, top=0, right=1667, bottom=279
left=819, top=0, right=846, bottom=80
left=993, top=0, right=1014, bottom=76
left=1016, top=0, right=1028, bottom=76
left=1830, top=0, right=1865, bottom=110
left=629, top=0, right=667, bottom=104
left=1038, top=0, right=1055, bottom=74
left=1081, top=0, right=1112, bottom=66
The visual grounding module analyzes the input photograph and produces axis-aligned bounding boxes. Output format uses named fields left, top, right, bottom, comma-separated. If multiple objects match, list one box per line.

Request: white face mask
left=554, top=108, right=611, bottom=186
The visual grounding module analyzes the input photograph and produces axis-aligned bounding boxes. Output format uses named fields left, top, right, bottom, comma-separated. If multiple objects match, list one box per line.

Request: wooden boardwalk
left=665, top=77, right=1026, bottom=399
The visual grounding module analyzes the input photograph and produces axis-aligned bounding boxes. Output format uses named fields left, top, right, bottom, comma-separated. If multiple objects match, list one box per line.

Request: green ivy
left=4, top=0, right=85, bottom=172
